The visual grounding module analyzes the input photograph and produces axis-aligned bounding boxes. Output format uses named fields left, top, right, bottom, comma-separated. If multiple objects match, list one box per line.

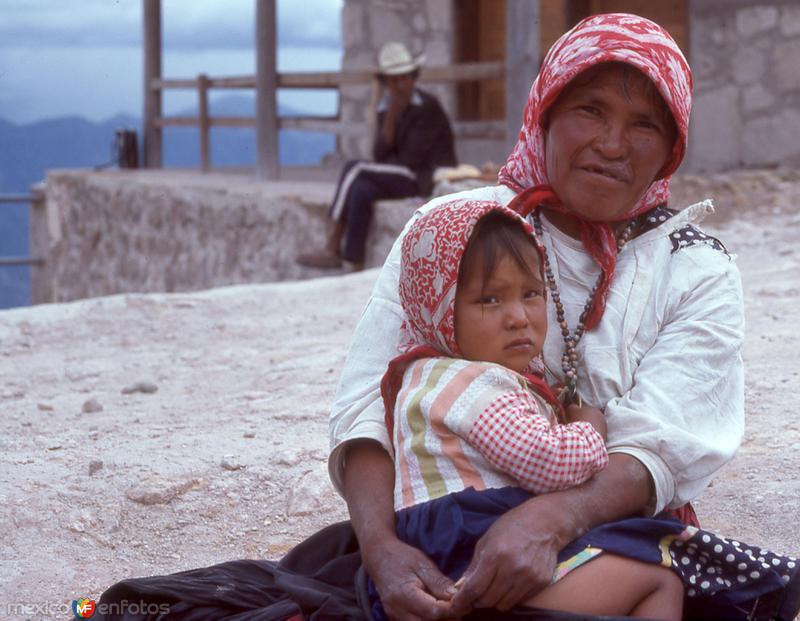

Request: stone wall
left=686, top=0, right=800, bottom=172
left=36, top=170, right=421, bottom=304
left=339, top=0, right=456, bottom=159
left=40, top=170, right=337, bottom=303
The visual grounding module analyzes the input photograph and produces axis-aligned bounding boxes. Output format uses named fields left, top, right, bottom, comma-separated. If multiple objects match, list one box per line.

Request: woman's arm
left=450, top=453, right=652, bottom=612
left=603, top=245, right=745, bottom=513
left=343, top=439, right=457, bottom=621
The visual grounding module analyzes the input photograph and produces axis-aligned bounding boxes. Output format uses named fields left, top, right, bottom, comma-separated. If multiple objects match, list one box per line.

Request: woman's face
left=544, top=64, right=676, bottom=222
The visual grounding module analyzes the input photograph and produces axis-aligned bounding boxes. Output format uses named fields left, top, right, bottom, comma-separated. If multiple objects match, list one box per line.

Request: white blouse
left=328, top=184, right=745, bottom=515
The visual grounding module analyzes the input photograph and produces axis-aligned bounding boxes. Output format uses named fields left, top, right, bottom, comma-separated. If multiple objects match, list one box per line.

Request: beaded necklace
left=533, top=210, right=637, bottom=406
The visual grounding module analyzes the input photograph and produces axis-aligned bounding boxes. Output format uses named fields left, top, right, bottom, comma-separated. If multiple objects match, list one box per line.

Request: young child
left=372, top=199, right=799, bottom=621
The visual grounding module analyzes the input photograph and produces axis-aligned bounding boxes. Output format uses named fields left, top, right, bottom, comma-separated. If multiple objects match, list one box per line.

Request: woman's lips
left=579, top=164, right=630, bottom=183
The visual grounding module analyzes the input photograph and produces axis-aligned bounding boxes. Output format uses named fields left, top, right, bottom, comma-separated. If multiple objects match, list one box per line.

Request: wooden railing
left=150, top=61, right=506, bottom=171
left=0, top=189, right=51, bottom=304
left=0, top=194, right=43, bottom=267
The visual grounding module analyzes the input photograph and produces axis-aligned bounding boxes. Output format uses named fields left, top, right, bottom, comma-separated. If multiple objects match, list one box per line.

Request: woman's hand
left=449, top=454, right=654, bottom=613
left=364, top=536, right=458, bottom=621
left=343, top=439, right=457, bottom=620
left=448, top=496, right=563, bottom=612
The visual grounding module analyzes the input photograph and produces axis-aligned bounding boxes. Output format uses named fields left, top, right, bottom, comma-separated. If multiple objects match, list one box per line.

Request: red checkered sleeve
left=465, top=389, right=608, bottom=493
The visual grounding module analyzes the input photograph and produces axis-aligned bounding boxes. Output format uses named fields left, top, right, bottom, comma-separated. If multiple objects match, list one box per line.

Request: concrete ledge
left=41, top=169, right=336, bottom=302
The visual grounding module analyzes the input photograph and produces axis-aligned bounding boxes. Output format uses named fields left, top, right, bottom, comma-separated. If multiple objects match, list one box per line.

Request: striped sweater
left=392, top=357, right=608, bottom=510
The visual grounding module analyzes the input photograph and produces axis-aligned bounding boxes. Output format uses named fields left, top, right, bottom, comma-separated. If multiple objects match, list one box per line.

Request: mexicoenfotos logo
left=72, top=597, right=96, bottom=618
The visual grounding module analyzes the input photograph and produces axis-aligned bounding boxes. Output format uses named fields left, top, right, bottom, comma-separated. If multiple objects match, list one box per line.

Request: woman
left=99, top=13, right=797, bottom=621
left=329, top=13, right=796, bottom=621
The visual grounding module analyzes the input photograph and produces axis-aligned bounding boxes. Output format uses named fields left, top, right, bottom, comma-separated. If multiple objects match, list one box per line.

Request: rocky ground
left=1, top=169, right=799, bottom=619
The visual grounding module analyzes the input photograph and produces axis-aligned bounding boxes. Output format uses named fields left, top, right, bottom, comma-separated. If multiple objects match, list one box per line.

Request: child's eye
left=478, top=295, right=499, bottom=305
left=524, top=289, right=542, bottom=300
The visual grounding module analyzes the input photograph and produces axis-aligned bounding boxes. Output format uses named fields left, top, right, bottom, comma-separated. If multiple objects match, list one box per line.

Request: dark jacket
left=373, top=88, right=457, bottom=196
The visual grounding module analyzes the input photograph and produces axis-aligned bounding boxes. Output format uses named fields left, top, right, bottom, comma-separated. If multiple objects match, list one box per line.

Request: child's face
left=454, top=247, right=547, bottom=374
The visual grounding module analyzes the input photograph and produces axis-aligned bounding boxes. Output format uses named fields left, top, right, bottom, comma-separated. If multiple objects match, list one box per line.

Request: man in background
left=297, top=42, right=457, bottom=270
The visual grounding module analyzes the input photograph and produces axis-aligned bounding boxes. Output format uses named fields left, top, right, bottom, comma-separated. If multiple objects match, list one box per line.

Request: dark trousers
left=329, top=159, right=419, bottom=263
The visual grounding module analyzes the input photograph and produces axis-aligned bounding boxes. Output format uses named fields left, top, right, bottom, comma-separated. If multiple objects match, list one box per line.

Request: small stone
left=88, top=460, right=104, bottom=476
left=37, top=403, right=54, bottom=411
left=275, top=449, right=302, bottom=467
left=221, top=456, right=245, bottom=471
left=243, top=431, right=256, bottom=439
left=286, top=469, right=334, bottom=516
left=82, top=398, right=104, bottom=413
left=121, top=381, right=159, bottom=395
left=126, top=476, right=200, bottom=505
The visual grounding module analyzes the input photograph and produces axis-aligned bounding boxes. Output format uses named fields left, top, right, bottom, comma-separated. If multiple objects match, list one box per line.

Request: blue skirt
left=369, top=486, right=800, bottom=621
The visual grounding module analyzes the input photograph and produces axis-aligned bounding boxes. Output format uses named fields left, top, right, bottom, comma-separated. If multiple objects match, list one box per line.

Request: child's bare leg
left=524, top=553, right=683, bottom=621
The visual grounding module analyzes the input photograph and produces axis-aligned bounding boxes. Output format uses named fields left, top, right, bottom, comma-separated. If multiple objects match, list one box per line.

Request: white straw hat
left=377, top=42, right=426, bottom=76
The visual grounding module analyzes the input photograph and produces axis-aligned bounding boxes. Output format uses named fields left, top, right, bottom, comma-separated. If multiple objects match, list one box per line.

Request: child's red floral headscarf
left=499, top=13, right=693, bottom=330
left=398, top=200, right=534, bottom=356
left=381, top=199, right=561, bottom=427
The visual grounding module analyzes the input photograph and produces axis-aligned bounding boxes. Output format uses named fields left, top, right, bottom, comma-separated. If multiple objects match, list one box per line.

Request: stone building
left=338, top=0, right=800, bottom=173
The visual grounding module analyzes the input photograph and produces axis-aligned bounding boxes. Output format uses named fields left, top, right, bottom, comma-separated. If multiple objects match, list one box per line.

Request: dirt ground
left=1, top=178, right=799, bottom=619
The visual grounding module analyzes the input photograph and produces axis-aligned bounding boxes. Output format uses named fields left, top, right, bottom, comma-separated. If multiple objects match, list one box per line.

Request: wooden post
left=505, top=0, right=541, bottom=152
left=255, top=0, right=279, bottom=179
left=143, top=0, right=163, bottom=168
left=29, top=183, right=52, bottom=304
left=198, top=74, right=211, bottom=172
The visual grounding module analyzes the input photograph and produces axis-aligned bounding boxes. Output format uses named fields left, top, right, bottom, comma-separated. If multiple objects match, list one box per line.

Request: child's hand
left=565, top=404, right=607, bottom=440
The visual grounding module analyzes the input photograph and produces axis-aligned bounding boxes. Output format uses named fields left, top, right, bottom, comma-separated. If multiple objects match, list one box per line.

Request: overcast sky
left=0, top=0, right=343, bottom=124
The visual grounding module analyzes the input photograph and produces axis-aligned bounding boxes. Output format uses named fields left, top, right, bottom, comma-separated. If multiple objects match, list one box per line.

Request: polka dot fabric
left=667, top=529, right=793, bottom=602
left=559, top=516, right=800, bottom=620
left=670, top=225, right=730, bottom=257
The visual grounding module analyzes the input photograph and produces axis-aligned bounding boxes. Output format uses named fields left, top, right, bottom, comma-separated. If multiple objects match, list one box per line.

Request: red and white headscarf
left=381, top=200, right=562, bottom=426
left=499, top=13, right=693, bottom=330
left=398, top=200, right=533, bottom=356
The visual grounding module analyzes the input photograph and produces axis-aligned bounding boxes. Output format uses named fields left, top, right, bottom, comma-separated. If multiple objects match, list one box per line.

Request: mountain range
left=0, top=95, right=336, bottom=308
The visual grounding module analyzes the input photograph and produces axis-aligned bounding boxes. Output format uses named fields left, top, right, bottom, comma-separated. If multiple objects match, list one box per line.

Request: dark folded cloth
left=97, top=517, right=800, bottom=621
left=97, top=521, right=365, bottom=620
